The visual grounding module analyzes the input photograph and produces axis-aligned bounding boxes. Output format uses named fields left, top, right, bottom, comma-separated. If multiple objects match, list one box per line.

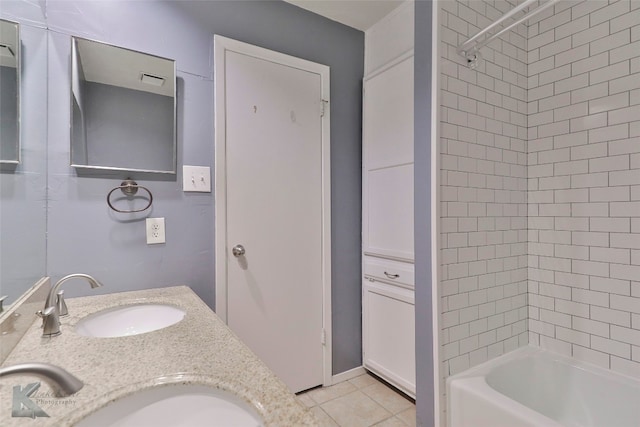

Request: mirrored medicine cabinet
left=0, top=19, right=20, bottom=164
left=70, top=37, right=177, bottom=174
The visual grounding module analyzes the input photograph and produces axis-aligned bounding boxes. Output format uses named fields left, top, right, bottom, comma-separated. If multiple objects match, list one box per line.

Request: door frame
left=213, top=35, right=332, bottom=387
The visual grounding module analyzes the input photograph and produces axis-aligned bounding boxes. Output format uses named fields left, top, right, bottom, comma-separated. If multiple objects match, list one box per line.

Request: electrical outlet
left=146, top=218, right=166, bottom=245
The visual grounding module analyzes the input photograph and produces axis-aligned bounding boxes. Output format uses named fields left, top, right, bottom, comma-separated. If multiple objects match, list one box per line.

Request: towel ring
left=107, top=179, right=153, bottom=213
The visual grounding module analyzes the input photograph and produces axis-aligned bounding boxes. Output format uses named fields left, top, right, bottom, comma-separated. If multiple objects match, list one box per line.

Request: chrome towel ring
left=107, top=179, right=153, bottom=213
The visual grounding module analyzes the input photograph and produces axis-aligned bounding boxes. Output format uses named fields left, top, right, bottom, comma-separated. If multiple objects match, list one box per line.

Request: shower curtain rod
left=458, top=0, right=560, bottom=63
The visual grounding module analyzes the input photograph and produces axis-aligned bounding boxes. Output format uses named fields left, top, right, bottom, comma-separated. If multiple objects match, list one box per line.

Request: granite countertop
left=0, top=286, right=318, bottom=426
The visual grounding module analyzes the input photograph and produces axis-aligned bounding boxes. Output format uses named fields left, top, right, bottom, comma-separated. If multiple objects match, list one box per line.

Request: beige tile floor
left=297, top=372, right=416, bottom=427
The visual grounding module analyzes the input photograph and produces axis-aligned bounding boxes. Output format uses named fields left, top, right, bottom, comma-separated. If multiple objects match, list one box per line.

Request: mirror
left=0, top=19, right=20, bottom=164
left=70, top=37, right=176, bottom=174
left=0, top=24, right=47, bottom=310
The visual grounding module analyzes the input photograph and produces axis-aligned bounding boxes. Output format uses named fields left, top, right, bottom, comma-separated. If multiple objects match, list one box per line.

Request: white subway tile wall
left=440, top=0, right=640, bottom=413
left=527, top=0, right=640, bottom=380
left=439, top=0, right=530, bottom=410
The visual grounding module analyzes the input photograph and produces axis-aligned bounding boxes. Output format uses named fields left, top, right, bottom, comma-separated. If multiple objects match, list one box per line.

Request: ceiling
left=283, top=0, right=405, bottom=31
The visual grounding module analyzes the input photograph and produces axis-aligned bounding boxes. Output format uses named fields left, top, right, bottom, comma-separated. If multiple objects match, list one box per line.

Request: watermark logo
left=12, top=382, right=49, bottom=418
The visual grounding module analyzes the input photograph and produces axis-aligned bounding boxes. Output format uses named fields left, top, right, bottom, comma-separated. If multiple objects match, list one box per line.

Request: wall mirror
left=0, top=24, right=48, bottom=312
left=70, top=37, right=176, bottom=174
left=0, top=19, right=20, bottom=164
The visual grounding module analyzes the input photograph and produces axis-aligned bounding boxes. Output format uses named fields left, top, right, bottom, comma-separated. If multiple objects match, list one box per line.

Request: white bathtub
left=447, top=346, right=640, bottom=427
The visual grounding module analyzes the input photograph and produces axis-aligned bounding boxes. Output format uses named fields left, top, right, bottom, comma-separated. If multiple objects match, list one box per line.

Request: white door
left=214, top=36, right=331, bottom=393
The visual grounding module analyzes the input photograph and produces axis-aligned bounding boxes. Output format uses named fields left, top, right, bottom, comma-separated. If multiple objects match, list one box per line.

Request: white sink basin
left=75, top=304, right=186, bottom=338
left=75, top=384, right=264, bottom=427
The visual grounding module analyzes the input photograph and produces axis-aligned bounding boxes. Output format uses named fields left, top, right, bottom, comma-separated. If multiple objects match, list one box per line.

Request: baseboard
left=331, top=366, right=367, bottom=385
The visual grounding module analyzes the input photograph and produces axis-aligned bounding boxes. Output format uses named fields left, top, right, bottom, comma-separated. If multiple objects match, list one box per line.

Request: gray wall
left=415, top=1, right=434, bottom=426
left=1, top=0, right=364, bottom=376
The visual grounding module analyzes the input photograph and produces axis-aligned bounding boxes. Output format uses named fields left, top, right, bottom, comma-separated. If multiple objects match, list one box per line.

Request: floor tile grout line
left=298, top=373, right=416, bottom=426
left=320, top=405, right=342, bottom=427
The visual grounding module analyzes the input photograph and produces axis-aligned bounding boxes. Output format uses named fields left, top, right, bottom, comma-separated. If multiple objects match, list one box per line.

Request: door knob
left=232, top=244, right=246, bottom=257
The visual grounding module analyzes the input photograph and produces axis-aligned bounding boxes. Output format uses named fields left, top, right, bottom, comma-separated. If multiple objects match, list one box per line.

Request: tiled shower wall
left=439, top=0, right=530, bottom=400
left=527, top=0, right=640, bottom=378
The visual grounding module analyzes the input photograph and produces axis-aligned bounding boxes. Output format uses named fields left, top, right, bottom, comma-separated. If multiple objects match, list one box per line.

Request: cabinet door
left=363, top=280, right=416, bottom=398
left=364, top=163, right=414, bottom=260
left=363, top=54, right=414, bottom=261
left=363, top=56, right=413, bottom=171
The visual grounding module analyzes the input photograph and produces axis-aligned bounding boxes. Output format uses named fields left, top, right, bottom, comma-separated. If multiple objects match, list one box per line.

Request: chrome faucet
left=0, top=362, right=83, bottom=396
left=37, top=274, right=103, bottom=337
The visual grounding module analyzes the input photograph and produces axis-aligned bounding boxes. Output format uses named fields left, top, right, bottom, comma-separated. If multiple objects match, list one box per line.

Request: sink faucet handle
left=36, top=307, right=61, bottom=337
left=36, top=306, right=55, bottom=321
left=56, top=290, right=68, bottom=317
left=36, top=306, right=54, bottom=327
left=0, top=295, right=7, bottom=313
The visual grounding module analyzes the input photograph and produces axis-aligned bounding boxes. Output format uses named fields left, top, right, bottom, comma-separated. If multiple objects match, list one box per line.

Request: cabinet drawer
left=364, top=256, right=414, bottom=288
left=363, top=280, right=415, bottom=397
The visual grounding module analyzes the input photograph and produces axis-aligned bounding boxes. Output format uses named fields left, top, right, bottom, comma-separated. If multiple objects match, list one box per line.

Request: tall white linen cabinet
left=362, top=2, right=415, bottom=398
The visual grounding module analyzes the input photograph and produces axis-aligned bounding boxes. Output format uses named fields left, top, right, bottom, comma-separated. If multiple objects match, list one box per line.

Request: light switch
left=183, top=165, right=211, bottom=192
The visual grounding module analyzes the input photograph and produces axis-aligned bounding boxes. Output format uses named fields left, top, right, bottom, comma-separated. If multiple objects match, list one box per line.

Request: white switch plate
left=183, top=165, right=211, bottom=192
left=146, top=218, right=166, bottom=245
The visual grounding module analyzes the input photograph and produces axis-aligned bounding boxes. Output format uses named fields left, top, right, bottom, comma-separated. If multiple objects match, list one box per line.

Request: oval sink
left=75, top=304, right=186, bottom=338
left=75, top=384, right=264, bottom=427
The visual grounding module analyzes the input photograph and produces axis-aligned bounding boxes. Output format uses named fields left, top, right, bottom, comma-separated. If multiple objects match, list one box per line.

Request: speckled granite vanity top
left=0, top=286, right=317, bottom=426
